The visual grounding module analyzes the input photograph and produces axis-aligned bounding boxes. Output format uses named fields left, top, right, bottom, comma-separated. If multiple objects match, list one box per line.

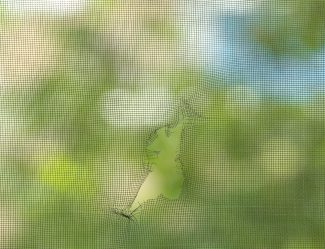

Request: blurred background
left=1, top=0, right=325, bottom=248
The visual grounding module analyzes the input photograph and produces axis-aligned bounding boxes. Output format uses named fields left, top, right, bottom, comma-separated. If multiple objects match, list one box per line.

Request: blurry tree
left=254, top=0, right=325, bottom=56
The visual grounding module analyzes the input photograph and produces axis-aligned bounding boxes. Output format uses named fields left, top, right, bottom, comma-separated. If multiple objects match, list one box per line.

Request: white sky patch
left=102, top=87, right=174, bottom=129
left=1, top=0, right=88, bottom=16
left=216, top=0, right=260, bottom=13
left=179, top=0, right=259, bottom=15
left=177, top=0, right=260, bottom=70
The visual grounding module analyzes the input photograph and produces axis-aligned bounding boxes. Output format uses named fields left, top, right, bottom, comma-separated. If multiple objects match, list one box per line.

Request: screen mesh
left=1, top=1, right=325, bottom=248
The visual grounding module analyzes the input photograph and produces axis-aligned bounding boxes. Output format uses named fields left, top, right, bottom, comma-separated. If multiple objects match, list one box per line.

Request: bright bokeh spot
left=38, top=154, right=95, bottom=196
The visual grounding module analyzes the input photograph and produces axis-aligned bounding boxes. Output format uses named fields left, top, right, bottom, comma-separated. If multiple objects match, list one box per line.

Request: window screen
left=1, top=1, right=325, bottom=248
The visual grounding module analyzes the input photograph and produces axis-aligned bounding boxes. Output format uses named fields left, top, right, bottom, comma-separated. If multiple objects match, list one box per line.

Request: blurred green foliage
left=145, top=18, right=180, bottom=41
left=253, top=0, right=325, bottom=56
left=1, top=1, right=325, bottom=249
left=38, top=154, right=96, bottom=196
left=145, top=113, right=186, bottom=200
